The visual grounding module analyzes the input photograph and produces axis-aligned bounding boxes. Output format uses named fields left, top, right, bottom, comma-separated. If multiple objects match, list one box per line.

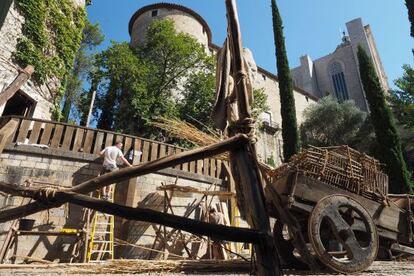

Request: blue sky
left=87, top=0, right=413, bottom=89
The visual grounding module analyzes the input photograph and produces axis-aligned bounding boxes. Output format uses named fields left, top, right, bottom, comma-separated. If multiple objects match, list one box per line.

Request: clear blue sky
left=87, top=0, right=413, bottom=89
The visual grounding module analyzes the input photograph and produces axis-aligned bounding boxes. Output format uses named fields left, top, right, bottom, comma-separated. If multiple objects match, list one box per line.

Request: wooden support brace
left=0, top=182, right=265, bottom=244
left=0, top=65, right=34, bottom=107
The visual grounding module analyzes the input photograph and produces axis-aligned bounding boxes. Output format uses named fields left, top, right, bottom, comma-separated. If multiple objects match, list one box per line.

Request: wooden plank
left=39, top=123, right=54, bottom=145
left=0, top=118, right=19, bottom=153
left=132, top=139, right=142, bottom=164
left=5, top=118, right=20, bottom=144
left=93, top=132, right=104, bottom=154
left=150, top=142, right=159, bottom=161
left=189, top=160, right=196, bottom=173
left=105, top=133, right=114, bottom=148
left=174, top=148, right=183, bottom=169
left=83, top=130, right=95, bottom=154
left=28, top=121, right=42, bottom=144
left=216, top=160, right=222, bottom=178
left=166, top=146, right=174, bottom=156
left=72, top=128, right=85, bottom=152
left=159, top=144, right=167, bottom=158
left=123, top=137, right=133, bottom=154
left=50, top=125, right=64, bottom=148
left=182, top=159, right=189, bottom=172
left=141, top=141, right=150, bottom=163
left=114, top=135, right=125, bottom=145
left=203, top=158, right=210, bottom=176
left=210, top=159, right=216, bottom=178
left=16, top=119, right=31, bottom=143
left=61, top=126, right=75, bottom=150
left=197, top=159, right=203, bottom=175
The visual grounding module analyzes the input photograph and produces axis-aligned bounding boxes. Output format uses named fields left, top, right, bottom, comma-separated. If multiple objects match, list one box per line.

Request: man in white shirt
left=99, top=140, right=132, bottom=199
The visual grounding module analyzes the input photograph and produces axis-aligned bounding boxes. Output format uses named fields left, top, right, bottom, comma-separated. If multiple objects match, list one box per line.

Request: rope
left=228, top=118, right=257, bottom=144
left=32, top=187, right=62, bottom=207
left=235, top=70, right=248, bottom=85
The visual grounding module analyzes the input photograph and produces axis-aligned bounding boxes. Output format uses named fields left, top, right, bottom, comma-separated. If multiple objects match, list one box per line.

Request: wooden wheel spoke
left=326, top=208, right=368, bottom=260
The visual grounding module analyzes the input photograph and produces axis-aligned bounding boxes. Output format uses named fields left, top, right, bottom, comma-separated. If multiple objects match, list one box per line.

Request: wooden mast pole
left=224, top=1, right=281, bottom=275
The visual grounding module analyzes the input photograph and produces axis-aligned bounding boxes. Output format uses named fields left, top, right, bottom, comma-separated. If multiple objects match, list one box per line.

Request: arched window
left=330, top=61, right=349, bottom=101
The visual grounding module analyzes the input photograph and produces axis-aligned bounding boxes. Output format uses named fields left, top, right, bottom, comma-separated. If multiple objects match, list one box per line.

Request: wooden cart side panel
left=291, top=174, right=405, bottom=235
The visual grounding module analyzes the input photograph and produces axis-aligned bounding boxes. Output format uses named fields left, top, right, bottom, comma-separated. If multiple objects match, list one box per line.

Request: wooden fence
left=0, top=116, right=223, bottom=179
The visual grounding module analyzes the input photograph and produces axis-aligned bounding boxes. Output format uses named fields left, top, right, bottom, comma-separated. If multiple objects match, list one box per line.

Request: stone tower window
left=151, top=10, right=158, bottom=17
left=329, top=61, right=349, bottom=101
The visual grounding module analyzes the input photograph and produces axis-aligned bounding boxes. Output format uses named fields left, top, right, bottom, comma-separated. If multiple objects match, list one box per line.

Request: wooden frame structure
left=0, top=1, right=282, bottom=275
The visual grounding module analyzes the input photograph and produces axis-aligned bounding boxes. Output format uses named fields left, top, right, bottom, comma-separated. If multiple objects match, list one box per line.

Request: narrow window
left=151, top=10, right=158, bottom=17
left=330, top=62, right=349, bottom=101
left=262, top=74, right=267, bottom=81
left=261, top=112, right=272, bottom=126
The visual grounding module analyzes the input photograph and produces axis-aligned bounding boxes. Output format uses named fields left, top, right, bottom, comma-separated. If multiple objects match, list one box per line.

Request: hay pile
left=0, top=259, right=251, bottom=274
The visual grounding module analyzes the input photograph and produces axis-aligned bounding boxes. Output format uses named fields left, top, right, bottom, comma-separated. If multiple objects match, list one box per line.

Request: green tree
left=389, top=64, right=414, bottom=130
left=300, top=96, right=375, bottom=152
left=357, top=45, right=413, bottom=194
left=61, top=21, right=104, bottom=122
left=95, top=20, right=269, bottom=142
left=94, top=42, right=147, bottom=131
left=406, top=0, right=414, bottom=38
left=95, top=20, right=211, bottom=139
left=271, top=0, right=300, bottom=161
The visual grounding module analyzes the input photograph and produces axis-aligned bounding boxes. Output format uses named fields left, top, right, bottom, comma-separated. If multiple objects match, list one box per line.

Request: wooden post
left=0, top=65, right=34, bottom=107
left=0, top=118, right=19, bottom=154
left=224, top=1, right=281, bottom=275
left=85, top=89, right=96, bottom=128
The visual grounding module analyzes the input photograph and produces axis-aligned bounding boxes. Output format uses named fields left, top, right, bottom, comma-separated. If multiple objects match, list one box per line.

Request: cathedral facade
left=291, top=18, right=389, bottom=111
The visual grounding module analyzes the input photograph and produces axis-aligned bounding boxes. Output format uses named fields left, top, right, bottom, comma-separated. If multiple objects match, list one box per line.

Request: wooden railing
left=0, top=116, right=223, bottom=179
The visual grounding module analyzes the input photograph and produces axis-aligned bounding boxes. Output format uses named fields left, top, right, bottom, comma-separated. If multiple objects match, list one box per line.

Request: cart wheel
left=273, top=220, right=308, bottom=270
left=308, top=194, right=378, bottom=274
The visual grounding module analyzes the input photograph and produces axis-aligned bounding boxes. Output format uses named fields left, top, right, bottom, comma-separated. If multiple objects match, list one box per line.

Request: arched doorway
left=1, top=90, right=36, bottom=117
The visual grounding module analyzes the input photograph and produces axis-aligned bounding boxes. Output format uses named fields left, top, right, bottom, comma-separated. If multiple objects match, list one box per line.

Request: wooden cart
left=264, top=145, right=414, bottom=274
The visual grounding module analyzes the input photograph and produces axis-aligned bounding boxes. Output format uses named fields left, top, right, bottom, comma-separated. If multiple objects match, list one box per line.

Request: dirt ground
left=0, top=261, right=413, bottom=275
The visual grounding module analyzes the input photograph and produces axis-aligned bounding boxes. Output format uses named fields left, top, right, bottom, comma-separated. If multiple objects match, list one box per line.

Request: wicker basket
left=272, top=145, right=388, bottom=199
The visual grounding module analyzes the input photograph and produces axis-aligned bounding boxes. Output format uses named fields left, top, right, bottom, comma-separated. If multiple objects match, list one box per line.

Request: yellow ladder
left=87, top=186, right=115, bottom=262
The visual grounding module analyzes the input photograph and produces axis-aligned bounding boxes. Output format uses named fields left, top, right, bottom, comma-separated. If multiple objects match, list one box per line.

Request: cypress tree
left=406, top=0, right=414, bottom=38
left=357, top=46, right=413, bottom=194
left=271, top=0, right=300, bottom=161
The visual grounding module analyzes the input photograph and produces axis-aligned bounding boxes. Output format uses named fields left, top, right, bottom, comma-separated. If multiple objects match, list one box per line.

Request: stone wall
left=253, top=68, right=316, bottom=164
left=312, top=42, right=368, bottom=111
left=0, top=0, right=85, bottom=120
left=0, top=143, right=225, bottom=262
left=0, top=2, right=54, bottom=119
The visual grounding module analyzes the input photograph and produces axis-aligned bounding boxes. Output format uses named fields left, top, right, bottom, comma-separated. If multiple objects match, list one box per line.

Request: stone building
left=0, top=0, right=85, bottom=120
left=291, top=18, right=389, bottom=111
left=129, top=3, right=317, bottom=165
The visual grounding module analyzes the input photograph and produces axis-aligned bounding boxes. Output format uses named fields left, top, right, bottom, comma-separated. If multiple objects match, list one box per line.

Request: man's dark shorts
left=100, top=164, right=119, bottom=175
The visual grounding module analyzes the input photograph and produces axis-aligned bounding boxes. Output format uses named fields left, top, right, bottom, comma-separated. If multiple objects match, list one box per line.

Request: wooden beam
left=0, top=65, right=34, bottom=107
left=0, top=134, right=249, bottom=223
left=0, top=182, right=265, bottom=244
left=224, top=1, right=281, bottom=275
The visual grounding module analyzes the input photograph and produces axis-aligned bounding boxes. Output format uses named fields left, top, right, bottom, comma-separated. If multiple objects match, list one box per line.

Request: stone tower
left=0, top=0, right=85, bottom=120
left=129, top=3, right=212, bottom=48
